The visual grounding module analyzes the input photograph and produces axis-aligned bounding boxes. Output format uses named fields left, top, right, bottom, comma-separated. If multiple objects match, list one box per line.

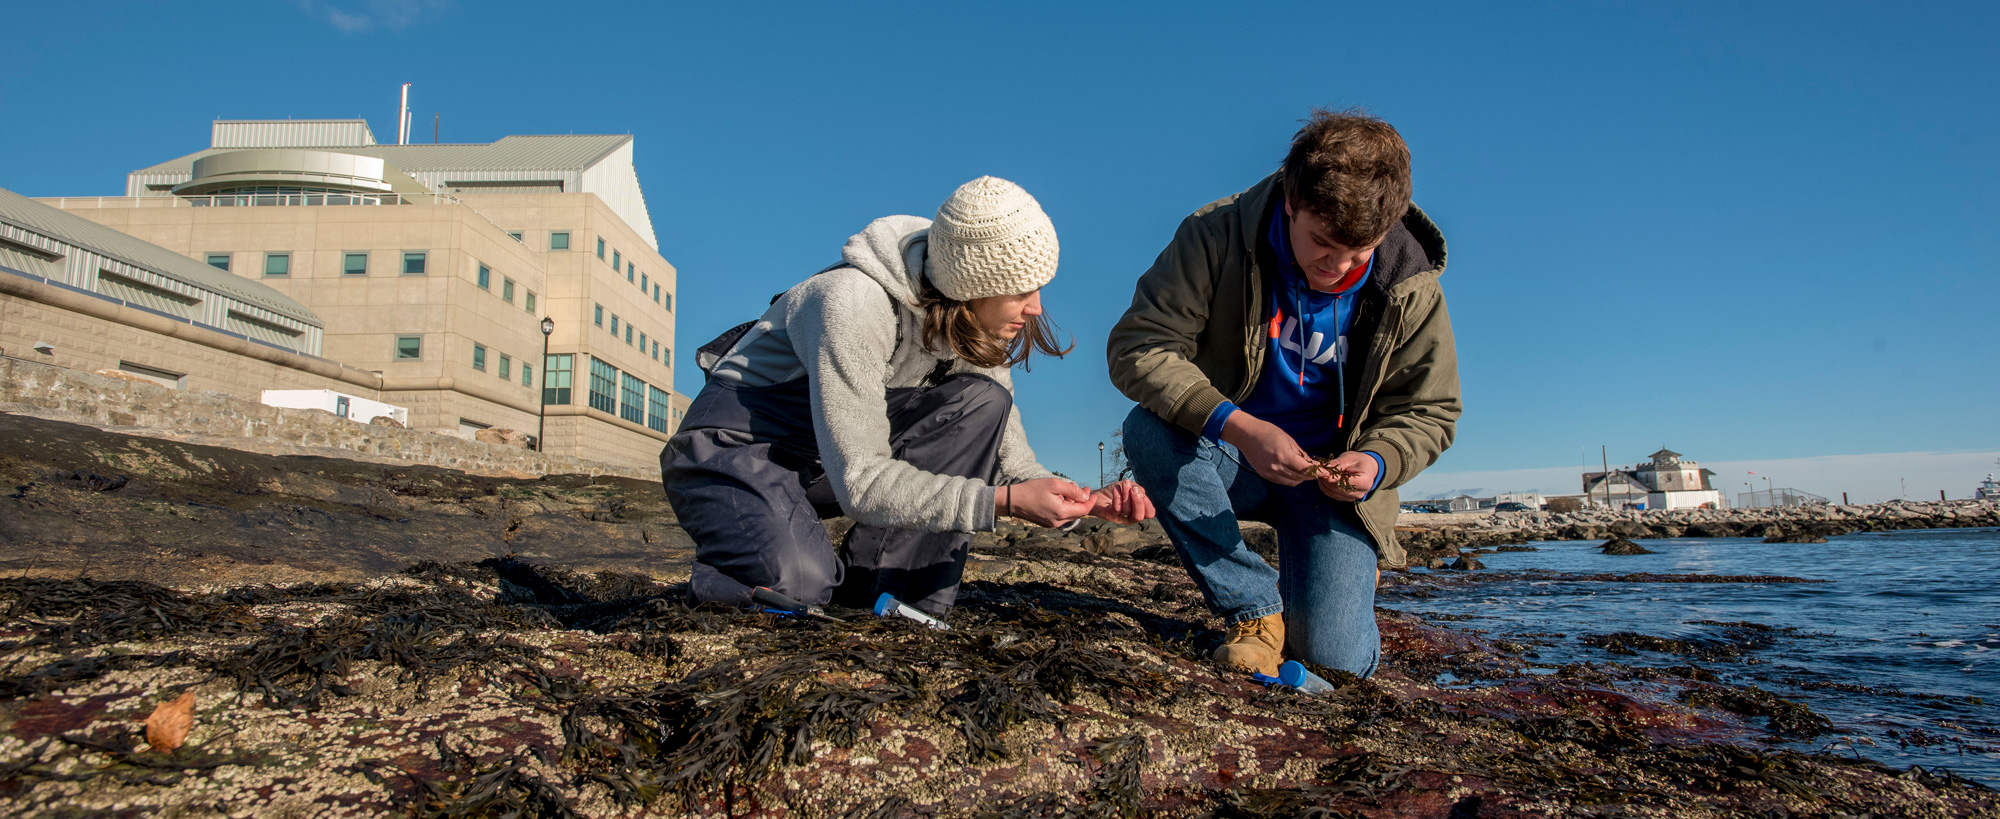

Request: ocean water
left=1382, top=527, right=2000, bottom=786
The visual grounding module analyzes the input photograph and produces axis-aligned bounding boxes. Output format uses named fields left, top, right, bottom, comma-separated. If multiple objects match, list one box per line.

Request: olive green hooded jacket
left=1106, top=173, right=1460, bottom=568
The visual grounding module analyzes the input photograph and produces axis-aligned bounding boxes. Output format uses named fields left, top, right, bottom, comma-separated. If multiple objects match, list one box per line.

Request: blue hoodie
left=1201, top=203, right=1385, bottom=491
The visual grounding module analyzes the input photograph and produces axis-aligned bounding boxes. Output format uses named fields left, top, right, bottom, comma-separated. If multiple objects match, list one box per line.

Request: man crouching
left=1107, top=109, right=1460, bottom=677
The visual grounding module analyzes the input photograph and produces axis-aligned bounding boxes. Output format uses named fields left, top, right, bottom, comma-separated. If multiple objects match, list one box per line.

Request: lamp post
left=1098, top=442, right=1106, bottom=489
left=537, top=317, right=554, bottom=452
left=1763, top=476, right=1775, bottom=507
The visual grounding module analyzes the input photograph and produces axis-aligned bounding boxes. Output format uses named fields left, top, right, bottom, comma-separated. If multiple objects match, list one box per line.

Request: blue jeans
left=1122, top=406, right=1380, bottom=677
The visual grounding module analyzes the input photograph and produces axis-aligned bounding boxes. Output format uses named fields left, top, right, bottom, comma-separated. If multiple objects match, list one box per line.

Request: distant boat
left=1978, top=474, right=2000, bottom=501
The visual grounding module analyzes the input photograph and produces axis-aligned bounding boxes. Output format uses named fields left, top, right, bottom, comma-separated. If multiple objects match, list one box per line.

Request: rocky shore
left=2, top=411, right=1996, bottom=817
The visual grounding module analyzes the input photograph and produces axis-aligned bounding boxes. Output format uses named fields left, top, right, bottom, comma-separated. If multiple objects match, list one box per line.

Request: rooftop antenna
left=397, top=83, right=411, bottom=145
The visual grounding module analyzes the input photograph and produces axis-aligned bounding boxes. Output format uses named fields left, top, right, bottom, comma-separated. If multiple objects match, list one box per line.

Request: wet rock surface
left=1599, top=537, right=1657, bottom=555
left=2, top=412, right=1996, bottom=816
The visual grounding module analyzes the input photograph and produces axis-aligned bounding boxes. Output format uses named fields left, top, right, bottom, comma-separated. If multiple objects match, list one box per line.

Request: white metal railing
left=183, top=192, right=393, bottom=207
left=46, top=192, right=472, bottom=209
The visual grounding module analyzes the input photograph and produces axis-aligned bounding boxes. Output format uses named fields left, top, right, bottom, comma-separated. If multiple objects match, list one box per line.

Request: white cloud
left=295, top=0, right=453, bottom=33
left=1400, top=450, right=2000, bottom=505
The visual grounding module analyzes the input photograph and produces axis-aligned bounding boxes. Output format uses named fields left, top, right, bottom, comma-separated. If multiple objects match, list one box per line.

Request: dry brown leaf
left=144, top=692, right=195, bottom=752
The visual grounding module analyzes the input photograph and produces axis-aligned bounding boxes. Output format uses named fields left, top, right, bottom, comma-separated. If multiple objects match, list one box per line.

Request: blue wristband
left=1362, top=451, right=1386, bottom=498
left=1201, top=401, right=1238, bottom=442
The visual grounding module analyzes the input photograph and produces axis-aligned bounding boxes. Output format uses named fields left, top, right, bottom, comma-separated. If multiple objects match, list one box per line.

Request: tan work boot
left=1212, top=613, right=1285, bottom=677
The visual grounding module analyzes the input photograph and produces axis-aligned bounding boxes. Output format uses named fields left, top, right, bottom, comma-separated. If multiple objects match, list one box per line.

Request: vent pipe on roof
left=397, top=83, right=411, bottom=145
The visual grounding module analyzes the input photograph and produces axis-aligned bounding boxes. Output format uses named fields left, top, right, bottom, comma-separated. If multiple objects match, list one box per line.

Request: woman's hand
left=999, top=477, right=1095, bottom=528
left=1089, top=480, right=1155, bottom=525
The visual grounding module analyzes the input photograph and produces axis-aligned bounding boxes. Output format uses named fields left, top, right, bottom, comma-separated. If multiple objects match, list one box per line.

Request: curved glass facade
left=187, top=186, right=388, bottom=207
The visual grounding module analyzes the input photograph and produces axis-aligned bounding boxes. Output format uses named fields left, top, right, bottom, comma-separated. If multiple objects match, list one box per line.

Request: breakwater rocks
left=1396, top=500, right=2000, bottom=566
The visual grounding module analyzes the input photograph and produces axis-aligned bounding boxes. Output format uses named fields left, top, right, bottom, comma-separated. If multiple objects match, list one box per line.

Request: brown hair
left=1280, top=108, right=1413, bottom=247
left=917, top=277, right=1072, bottom=370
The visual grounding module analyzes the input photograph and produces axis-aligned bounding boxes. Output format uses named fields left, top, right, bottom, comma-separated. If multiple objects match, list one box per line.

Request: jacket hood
left=838, top=214, right=933, bottom=307
left=1232, top=172, right=1448, bottom=295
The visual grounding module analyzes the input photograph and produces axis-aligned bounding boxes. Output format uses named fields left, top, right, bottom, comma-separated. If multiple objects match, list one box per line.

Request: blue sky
left=3, top=1, right=1994, bottom=502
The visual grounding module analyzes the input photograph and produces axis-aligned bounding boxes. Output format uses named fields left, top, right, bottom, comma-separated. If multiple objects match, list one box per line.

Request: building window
left=596, top=238, right=605, bottom=259
left=342, top=252, right=368, bottom=276
left=610, top=315, right=619, bottom=336
left=263, top=253, right=290, bottom=277
left=663, top=292, right=672, bottom=312
left=647, top=385, right=671, bottom=433
left=663, top=347, right=671, bottom=367
left=624, top=324, right=633, bottom=345
left=620, top=372, right=645, bottom=424
left=653, top=283, right=660, bottom=303
left=626, top=262, right=634, bottom=283
left=473, top=344, right=487, bottom=371
left=587, top=357, right=618, bottom=413
left=498, top=354, right=511, bottom=379
left=502, top=278, right=515, bottom=302
left=612, top=249, right=621, bottom=271
left=476, top=264, right=491, bottom=290
left=652, top=340, right=659, bottom=361
left=544, top=354, right=573, bottom=405
left=550, top=232, right=570, bottom=251
left=639, top=331, right=647, bottom=351
left=402, top=252, right=427, bottom=275
left=508, top=231, right=523, bottom=243
left=594, top=304, right=604, bottom=327
left=524, top=291, right=536, bottom=313
left=640, top=272, right=648, bottom=292
left=395, top=335, right=422, bottom=360
left=521, top=362, right=533, bottom=387
left=206, top=254, right=230, bottom=272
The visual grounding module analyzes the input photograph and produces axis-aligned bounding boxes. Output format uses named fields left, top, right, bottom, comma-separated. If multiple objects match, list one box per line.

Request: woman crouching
left=662, top=177, right=1153, bottom=618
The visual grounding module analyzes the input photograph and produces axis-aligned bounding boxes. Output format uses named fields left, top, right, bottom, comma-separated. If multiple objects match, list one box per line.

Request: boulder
left=1448, top=555, right=1485, bottom=571
left=1081, top=528, right=1147, bottom=556
left=1495, top=545, right=1538, bottom=552
left=962, top=557, right=1020, bottom=581
left=1684, top=521, right=1741, bottom=538
left=1599, top=537, right=1657, bottom=555
left=1762, top=530, right=1829, bottom=544
left=1240, top=523, right=1280, bottom=561
left=1608, top=521, right=1650, bottom=539
left=1015, top=534, right=1080, bottom=552
left=368, top=415, right=406, bottom=429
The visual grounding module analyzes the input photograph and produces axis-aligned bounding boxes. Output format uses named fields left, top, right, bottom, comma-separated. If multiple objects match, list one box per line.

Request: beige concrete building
left=32, top=119, right=686, bottom=470
left=1, top=186, right=380, bottom=403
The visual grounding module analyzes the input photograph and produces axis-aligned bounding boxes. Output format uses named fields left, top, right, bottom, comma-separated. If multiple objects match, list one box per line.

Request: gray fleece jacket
left=706, top=215, right=1056, bottom=533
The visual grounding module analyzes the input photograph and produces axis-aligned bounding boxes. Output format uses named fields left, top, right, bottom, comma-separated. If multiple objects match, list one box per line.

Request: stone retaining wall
left=0, top=357, right=659, bottom=480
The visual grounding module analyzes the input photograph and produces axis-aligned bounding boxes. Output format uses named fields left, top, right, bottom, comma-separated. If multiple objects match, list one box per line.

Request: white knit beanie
left=925, top=176, right=1059, bottom=301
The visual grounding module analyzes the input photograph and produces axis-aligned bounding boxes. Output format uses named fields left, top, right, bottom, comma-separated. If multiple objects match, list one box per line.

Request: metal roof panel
left=0, top=187, right=322, bottom=327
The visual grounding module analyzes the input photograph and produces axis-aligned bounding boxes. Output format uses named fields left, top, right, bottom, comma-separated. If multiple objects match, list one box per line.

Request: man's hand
left=999, top=477, right=1095, bottom=528
left=1315, top=451, right=1379, bottom=502
left=1220, top=411, right=1317, bottom=486
left=1088, top=480, right=1155, bottom=525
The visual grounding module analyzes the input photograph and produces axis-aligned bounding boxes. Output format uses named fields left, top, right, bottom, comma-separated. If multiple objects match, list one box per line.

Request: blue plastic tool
left=1277, top=660, right=1338, bottom=694
left=873, top=593, right=949, bottom=630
